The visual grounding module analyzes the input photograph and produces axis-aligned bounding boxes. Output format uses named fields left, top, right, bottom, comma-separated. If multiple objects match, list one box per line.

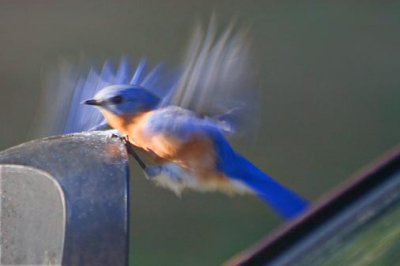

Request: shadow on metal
left=0, top=132, right=129, bottom=266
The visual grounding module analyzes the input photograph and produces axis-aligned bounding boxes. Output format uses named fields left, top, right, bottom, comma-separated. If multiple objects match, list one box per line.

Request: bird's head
left=83, top=85, right=160, bottom=116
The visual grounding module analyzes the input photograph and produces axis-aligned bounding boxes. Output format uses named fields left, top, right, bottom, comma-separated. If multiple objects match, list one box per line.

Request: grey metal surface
left=0, top=132, right=129, bottom=266
left=0, top=165, right=65, bottom=265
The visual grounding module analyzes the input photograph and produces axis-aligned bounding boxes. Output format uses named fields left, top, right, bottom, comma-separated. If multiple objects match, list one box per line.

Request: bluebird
left=40, top=21, right=308, bottom=220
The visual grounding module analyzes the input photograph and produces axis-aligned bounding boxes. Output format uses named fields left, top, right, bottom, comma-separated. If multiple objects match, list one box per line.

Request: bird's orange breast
left=100, top=110, right=153, bottom=147
left=145, top=131, right=231, bottom=186
left=101, top=109, right=232, bottom=188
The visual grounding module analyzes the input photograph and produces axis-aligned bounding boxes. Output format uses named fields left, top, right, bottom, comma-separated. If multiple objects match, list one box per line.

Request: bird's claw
left=120, top=134, right=130, bottom=145
left=109, top=133, right=120, bottom=139
left=104, top=130, right=130, bottom=145
left=105, top=129, right=122, bottom=139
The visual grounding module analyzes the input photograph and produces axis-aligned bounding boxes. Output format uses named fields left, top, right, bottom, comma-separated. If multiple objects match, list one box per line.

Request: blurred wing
left=145, top=106, right=223, bottom=142
left=35, top=57, right=174, bottom=137
left=162, top=20, right=258, bottom=135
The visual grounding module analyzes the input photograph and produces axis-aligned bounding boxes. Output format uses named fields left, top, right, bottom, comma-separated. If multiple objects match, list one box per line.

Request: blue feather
left=38, top=57, right=173, bottom=135
left=212, top=130, right=308, bottom=220
left=130, top=58, right=147, bottom=85
left=144, top=106, right=308, bottom=219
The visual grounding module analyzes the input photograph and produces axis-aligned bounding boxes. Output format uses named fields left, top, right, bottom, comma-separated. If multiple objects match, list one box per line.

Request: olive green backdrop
left=0, top=1, right=399, bottom=265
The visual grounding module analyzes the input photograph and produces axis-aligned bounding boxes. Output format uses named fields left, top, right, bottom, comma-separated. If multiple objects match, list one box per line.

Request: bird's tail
left=214, top=133, right=308, bottom=220
left=232, top=154, right=308, bottom=220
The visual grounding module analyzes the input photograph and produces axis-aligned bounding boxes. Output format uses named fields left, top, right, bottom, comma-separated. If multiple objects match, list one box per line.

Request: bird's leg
left=122, top=140, right=174, bottom=181
left=119, top=135, right=185, bottom=194
left=104, top=130, right=148, bottom=170
left=122, top=136, right=148, bottom=170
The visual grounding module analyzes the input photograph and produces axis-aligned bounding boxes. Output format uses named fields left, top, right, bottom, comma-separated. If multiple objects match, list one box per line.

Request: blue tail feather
left=231, top=155, right=308, bottom=220
left=213, top=132, right=308, bottom=220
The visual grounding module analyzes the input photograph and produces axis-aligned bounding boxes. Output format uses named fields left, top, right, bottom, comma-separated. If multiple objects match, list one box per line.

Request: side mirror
left=0, top=132, right=129, bottom=266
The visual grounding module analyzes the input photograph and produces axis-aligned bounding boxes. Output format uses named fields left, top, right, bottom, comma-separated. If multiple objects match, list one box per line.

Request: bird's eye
left=109, top=95, right=123, bottom=104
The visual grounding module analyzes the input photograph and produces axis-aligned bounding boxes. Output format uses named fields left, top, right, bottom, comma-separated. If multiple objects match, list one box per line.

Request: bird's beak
left=83, top=99, right=102, bottom=106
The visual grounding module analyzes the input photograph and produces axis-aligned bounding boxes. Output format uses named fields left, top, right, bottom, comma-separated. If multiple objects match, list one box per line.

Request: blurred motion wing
left=35, top=21, right=258, bottom=138
left=35, top=58, right=173, bottom=136
left=163, top=20, right=258, bottom=136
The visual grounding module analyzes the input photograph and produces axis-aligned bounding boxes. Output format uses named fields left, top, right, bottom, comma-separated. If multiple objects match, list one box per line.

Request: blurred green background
left=0, top=1, right=399, bottom=265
